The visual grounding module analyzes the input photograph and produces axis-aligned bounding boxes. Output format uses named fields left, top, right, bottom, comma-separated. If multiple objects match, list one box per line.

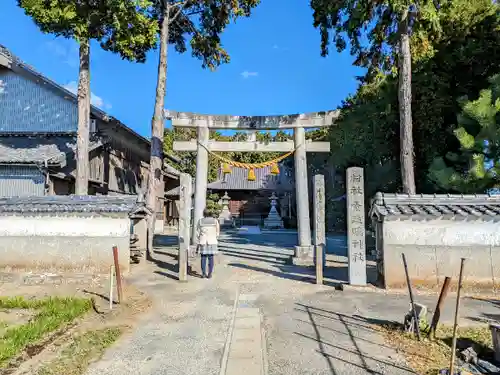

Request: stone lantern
left=264, top=192, right=284, bottom=229
left=218, top=191, right=233, bottom=227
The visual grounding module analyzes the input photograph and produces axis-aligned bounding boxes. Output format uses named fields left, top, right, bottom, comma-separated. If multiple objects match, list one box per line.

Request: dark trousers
left=201, top=254, right=214, bottom=276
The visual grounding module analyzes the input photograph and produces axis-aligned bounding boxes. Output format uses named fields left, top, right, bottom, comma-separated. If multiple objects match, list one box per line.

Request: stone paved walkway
left=85, top=232, right=500, bottom=375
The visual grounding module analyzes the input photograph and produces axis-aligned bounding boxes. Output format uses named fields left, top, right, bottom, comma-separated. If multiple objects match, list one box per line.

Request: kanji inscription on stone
left=347, top=167, right=367, bottom=286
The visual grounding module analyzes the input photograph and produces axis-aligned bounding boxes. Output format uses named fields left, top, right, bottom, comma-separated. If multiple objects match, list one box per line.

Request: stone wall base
left=292, top=246, right=314, bottom=266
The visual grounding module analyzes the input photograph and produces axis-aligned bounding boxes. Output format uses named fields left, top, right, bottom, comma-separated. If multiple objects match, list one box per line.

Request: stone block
left=229, top=340, right=262, bottom=359
left=225, top=357, right=262, bottom=375
left=234, top=316, right=261, bottom=329
left=292, top=245, right=314, bottom=266
left=232, top=328, right=262, bottom=343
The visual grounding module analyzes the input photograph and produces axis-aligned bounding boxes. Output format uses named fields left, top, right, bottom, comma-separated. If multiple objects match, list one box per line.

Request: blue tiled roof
left=370, top=192, right=500, bottom=219
left=0, top=44, right=148, bottom=143
left=207, top=165, right=294, bottom=191
left=0, top=195, right=146, bottom=214
left=0, top=135, right=103, bottom=165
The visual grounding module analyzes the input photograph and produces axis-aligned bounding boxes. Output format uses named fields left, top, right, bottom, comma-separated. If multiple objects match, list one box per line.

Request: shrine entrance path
left=85, top=231, right=497, bottom=375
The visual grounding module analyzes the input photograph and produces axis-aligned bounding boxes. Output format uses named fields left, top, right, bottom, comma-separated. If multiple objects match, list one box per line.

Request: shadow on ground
left=152, top=232, right=379, bottom=287
left=151, top=234, right=180, bottom=281
left=292, top=303, right=416, bottom=374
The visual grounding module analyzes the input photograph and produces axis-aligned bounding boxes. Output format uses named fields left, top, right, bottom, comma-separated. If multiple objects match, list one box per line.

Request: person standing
left=196, top=208, right=220, bottom=278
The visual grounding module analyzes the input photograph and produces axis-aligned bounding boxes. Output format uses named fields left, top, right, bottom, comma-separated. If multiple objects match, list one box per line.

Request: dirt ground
left=0, top=270, right=151, bottom=375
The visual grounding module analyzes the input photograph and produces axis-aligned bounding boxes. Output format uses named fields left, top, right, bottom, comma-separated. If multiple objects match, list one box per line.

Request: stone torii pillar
left=192, top=125, right=209, bottom=244
left=165, top=110, right=339, bottom=259
left=293, top=126, right=312, bottom=262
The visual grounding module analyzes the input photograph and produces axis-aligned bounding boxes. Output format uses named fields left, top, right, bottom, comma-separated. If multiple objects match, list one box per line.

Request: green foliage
left=428, top=75, right=500, bottom=193
left=0, top=296, right=91, bottom=366
left=18, top=0, right=158, bottom=62
left=315, top=2, right=500, bottom=229
left=205, top=193, right=222, bottom=217
left=310, top=0, right=442, bottom=79
left=153, top=0, right=260, bottom=70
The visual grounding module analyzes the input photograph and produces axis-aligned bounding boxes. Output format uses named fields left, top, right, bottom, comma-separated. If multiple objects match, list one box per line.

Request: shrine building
left=207, top=164, right=295, bottom=228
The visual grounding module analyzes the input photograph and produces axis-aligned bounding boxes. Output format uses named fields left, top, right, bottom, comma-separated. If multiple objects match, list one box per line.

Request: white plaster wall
left=381, top=218, right=500, bottom=288
left=383, top=218, right=500, bottom=246
left=0, top=215, right=130, bottom=273
left=154, top=219, right=164, bottom=234
left=0, top=216, right=130, bottom=237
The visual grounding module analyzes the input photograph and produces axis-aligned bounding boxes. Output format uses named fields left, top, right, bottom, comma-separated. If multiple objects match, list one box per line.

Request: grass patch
left=0, top=296, right=91, bottom=367
left=382, top=323, right=493, bottom=375
left=37, top=327, right=123, bottom=375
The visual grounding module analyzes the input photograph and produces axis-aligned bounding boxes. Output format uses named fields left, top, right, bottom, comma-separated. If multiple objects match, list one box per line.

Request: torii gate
left=164, top=110, right=338, bottom=264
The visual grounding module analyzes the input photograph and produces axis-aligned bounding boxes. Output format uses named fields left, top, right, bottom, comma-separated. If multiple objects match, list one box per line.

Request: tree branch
left=168, top=0, right=189, bottom=24
left=184, top=9, right=203, bottom=17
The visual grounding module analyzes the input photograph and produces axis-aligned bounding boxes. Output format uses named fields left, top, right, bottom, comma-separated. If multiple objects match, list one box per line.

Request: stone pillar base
left=292, top=245, right=314, bottom=266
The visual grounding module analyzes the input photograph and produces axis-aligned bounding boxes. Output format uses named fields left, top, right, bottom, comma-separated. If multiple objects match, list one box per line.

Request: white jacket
left=197, top=217, right=220, bottom=245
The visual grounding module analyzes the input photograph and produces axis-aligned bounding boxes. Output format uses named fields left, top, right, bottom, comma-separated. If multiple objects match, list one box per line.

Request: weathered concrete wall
left=154, top=219, right=164, bottom=234
left=0, top=215, right=130, bottom=273
left=381, top=218, right=500, bottom=288
left=132, top=218, right=147, bottom=250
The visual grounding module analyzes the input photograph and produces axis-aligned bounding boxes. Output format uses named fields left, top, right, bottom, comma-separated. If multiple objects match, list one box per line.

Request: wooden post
left=109, top=265, right=114, bottom=310
left=112, top=245, right=124, bottom=304
left=450, top=258, right=466, bottom=375
left=402, top=253, right=421, bottom=340
left=313, top=175, right=326, bottom=285
left=428, top=276, right=451, bottom=340
left=178, top=173, right=192, bottom=282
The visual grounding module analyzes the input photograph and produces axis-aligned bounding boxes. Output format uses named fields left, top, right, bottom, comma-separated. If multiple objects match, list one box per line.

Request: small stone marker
left=178, top=173, right=192, bottom=282
left=346, top=167, right=367, bottom=286
left=313, top=174, right=326, bottom=285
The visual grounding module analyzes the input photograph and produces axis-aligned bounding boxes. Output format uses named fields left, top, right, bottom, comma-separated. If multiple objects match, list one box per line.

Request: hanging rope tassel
left=247, top=168, right=256, bottom=181
left=222, top=163, right=232, bottom=174
left=270, top=163, right=280, bottom=175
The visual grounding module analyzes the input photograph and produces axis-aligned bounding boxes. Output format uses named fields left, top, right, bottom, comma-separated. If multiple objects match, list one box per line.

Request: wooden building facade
left=0, top=44, right=179, bottom=226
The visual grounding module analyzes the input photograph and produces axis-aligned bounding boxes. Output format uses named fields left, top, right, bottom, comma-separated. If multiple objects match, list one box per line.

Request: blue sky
left=0, top=0, right=364, bottom=138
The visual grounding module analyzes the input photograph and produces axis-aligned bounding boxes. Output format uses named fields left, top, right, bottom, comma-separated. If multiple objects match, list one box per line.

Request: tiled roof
left=369, top=192, right=500, bottom=220
left=0, top=44, right=180, bottom=179
left=0, top=195, right=147, bottom=214
left=165, top=180, right=194, bottom=197
left=164, top=163, right=181, bottom=178
left=0, top=136, right=103, bottom=165
left=0, top=45, right=149, bottom=142
left=207, top=165, right=294, bottom=191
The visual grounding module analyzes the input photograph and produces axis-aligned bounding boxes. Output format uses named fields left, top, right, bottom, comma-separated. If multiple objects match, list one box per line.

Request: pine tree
left=205, top=193, right=222, bottom=217
left=428, top=74, right=500, bottom=193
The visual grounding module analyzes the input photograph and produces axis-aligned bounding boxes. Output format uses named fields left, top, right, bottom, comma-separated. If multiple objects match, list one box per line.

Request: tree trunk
left=75, top=38, right=91, bottom=195
left=146, top=3, right=170, bottom=258
left=398, top=9, right=416, bottom=194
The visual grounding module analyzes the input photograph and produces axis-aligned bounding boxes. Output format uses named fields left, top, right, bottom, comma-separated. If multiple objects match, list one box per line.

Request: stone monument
left=178, top=173, right=192, bottom=282
left=264, top=192, right=284, bottom=229
left=347, top=167, right=367, bottom=286
left=313, top=174, right=326, bottom=285
left=218, top=191, right=233, bottom=228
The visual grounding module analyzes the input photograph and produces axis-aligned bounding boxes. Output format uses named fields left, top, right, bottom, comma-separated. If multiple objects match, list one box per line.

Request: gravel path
left=85, top=233, right=498, bottom=375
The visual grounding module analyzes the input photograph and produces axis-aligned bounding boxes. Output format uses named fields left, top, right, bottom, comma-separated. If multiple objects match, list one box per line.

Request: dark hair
left=203, top=208, right=214, bottom=217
